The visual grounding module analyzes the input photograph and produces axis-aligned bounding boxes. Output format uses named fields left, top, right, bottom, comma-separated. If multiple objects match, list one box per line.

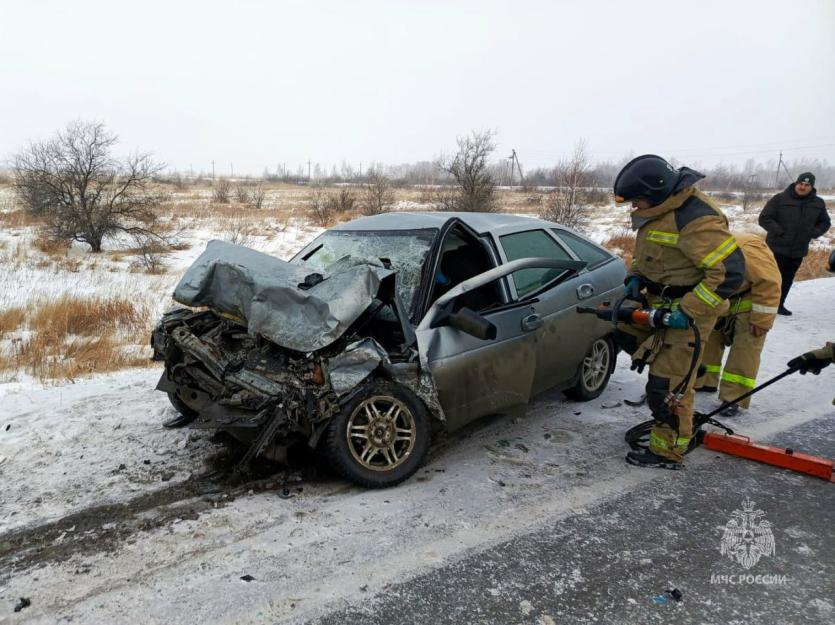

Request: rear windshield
left=296, top=229, right=437, bottom=310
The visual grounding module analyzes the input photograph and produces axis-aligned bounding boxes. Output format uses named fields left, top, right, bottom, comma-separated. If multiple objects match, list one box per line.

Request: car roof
left=329, top=211, right=559, bottom=235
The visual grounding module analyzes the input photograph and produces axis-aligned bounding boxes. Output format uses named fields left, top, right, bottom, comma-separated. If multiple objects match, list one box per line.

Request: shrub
left=602, top=230, right=636, bottom=266
left=212, top=178, right=231, bottom=203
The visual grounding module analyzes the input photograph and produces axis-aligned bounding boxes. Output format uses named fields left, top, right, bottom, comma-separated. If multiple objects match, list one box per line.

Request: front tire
left=326, top=380, right=429, bottom=488
left=163, top=391, right=199, bottom=429
left=565, top=336, right=614, bottom=401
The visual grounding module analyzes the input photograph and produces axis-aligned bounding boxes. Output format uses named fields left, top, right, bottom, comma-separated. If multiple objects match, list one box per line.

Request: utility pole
left=211, top=161, right=215, bottom=181
left=508, top=149, right=523, bottom=189
left=308, top=159, right=312, bottom=181
left=514, top=150, right=523, bottom=183
left=775, top=152, right=783, bottom=187
left=775, top=151, right=794, bottom=186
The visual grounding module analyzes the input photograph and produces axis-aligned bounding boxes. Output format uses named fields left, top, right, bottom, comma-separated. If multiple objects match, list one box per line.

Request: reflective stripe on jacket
left=727, top=233, right=781, bottom=330
left=630, top=187, right=746, bottom=323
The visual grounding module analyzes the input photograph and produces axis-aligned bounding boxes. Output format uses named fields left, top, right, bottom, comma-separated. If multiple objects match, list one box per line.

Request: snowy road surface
left=1, top=277, right=833, bottom=624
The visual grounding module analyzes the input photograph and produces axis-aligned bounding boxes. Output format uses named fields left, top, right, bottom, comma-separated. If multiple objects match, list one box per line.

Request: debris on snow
left=13, top=597, right=31, bottom=612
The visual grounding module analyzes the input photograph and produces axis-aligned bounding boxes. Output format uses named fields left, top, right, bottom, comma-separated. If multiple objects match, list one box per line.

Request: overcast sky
left=1, top=0, right=833, bottom=175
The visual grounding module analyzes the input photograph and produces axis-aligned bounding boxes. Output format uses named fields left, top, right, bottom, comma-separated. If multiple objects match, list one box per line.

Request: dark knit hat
left=796, top=171, right=815, bottom=186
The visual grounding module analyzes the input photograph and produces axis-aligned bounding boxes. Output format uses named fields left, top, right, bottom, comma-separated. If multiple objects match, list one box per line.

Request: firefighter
left=694, top=233, right=781, bottom=416
left=613, top=155, right=745, bottom=469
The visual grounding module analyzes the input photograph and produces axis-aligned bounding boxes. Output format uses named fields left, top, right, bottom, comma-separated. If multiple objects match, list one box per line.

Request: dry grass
left=796, top=248, right=834, bottom=282
left=33, top=231, right=71, bottom=256
left=0, top=296, right=153, bottom=382
left=10, top=332, right=148, bottom=381
left=30, top=295, right=148, bottom=336
left=0, top=209, right=43, bottom=228
left=0, top=307, right=25, bottom=335
left=602, top=230, right=636, bottom=266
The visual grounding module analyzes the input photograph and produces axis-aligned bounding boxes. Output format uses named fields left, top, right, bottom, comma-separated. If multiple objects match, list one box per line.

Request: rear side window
left=500, top=229, right=572, bottom=297
left=554, top=229, right=611, bottom=269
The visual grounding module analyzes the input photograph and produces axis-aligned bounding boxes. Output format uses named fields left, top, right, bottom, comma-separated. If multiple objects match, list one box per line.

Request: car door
left=550, top=227, right=627, bottom=361
left=417, top=305, right=539, bottom=432
left=496, top=228, right=590, bottom=395
left=416, top=256, right=584, bottom=433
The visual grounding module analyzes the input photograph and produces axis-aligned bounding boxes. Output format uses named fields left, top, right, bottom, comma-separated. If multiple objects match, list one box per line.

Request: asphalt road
left=317, top=415, right=835, bottom=625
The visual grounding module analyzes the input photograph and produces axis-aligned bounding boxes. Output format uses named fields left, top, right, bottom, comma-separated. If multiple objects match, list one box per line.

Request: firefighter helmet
left=614, top=154, right=678, bottom=206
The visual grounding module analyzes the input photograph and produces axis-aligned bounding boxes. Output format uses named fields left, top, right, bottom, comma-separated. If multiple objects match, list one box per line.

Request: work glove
left=661, top=309, right=691, bottom=330
left=787, top=348, right=833, bottom=375
left=624, top=276, right=643, bottom=300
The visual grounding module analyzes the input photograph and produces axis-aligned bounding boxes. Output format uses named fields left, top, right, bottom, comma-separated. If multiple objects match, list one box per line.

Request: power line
left=523, top=140, right=835, bottom=161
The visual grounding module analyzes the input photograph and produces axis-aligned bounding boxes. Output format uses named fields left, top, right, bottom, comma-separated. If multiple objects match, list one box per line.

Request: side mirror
left=445, top=307, right=497, bottom=341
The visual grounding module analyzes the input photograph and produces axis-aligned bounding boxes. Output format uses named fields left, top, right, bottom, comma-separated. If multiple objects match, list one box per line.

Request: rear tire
left=326, top=380, right=429, bottom=488
left=565, top=336, right=614, bottom=401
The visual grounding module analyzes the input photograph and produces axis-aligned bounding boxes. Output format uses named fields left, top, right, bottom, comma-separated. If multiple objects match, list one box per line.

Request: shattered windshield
left=296, top=229, right=437, bottom=311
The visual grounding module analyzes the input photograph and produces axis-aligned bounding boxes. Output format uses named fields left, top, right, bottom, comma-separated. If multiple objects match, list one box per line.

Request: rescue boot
left=777, top=305, right=792, bottom=316
left=625, top=449, right=683, bottom=470
left=718, top=404, right=740, bottom=417
left=695, top=385, right=717, bottom=393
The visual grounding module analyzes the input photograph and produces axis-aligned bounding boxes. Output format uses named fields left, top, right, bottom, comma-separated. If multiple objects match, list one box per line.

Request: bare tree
left=740, top=175, right=764, bottom=212
left=221, top=217, right=255, bottom=247
left=131, top=232, right=168, bottom=274
left=362, top=169, right=395, bottom=215
left=251, top=183, right=266, bottom=209
left=234, top=183, right=251, bottom=204
left=212, top=178, right=231, bottom=203
left=437, top=130, right=497, bottom=212
left=169, top=172, right=188, bottom=192
left=13, top=120, right=166, bottom=252
left=308, top=184, right=335, bottom=227
left=542, top=140, right=590, bottom=230
left=328, top=187, right=357, bottom=214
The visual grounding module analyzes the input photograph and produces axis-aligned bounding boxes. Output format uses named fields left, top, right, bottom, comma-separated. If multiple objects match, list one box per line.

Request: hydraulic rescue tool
left=578, top=299, right=835, bottom=482
left=578, top=299, right=702, bottom=415
left=577, top=301, right=682, bottom=329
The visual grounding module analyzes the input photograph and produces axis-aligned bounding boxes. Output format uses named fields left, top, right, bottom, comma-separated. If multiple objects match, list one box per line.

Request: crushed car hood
left=172, top=240, right=395, bottom=353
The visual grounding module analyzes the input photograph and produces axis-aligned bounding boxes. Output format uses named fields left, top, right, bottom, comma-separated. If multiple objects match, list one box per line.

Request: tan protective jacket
left=729, top=233, right=782, bottom=330
left=630, top=187, right=745, bottom=323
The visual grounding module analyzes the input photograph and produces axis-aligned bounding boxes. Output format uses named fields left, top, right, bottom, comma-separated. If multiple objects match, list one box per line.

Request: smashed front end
left=151, top=240, right=436, bottom=464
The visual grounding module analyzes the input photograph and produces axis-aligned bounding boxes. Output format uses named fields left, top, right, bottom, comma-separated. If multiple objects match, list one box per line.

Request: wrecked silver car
left=151, top=213, right=626, bottom=487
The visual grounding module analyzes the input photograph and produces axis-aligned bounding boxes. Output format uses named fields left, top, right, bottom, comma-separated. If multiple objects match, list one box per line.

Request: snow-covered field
left=0, top=184, right=833, bottom=623
left=1, top=276, right=833, bottom=624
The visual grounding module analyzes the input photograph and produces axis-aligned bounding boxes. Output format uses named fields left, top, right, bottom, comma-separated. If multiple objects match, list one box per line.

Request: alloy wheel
left=345, top=395, right=417, bottom=472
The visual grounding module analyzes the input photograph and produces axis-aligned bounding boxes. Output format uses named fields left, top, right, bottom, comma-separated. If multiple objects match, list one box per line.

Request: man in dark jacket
left=758, top=172, right=831, bottom=315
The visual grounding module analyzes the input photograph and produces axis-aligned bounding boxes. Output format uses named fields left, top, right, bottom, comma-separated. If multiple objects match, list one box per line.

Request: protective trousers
left=696, top=311, right=765, bottom=409
left=616, top=313, right=717, bottom=462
